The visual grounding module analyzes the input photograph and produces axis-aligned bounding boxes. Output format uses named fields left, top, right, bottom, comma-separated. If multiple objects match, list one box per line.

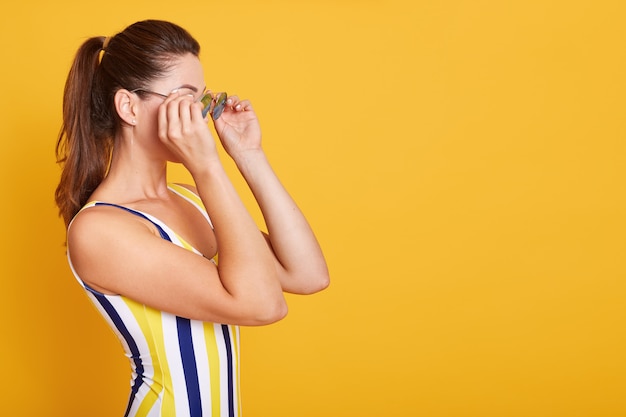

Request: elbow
left=312, top=272, right=330, bottom=293
left=274, top=298, right=289, bottom=322
left=250, top=296, right=288, bottom=326
left=298, top=271, right=331, bottom=295
left=309, top=262, right=331, bottom=293
left=267, top=297, right=289, bottom=323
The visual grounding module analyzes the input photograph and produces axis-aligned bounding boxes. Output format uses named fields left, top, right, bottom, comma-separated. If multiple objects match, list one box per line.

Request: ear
left=114, top=89, right=138, bottom=126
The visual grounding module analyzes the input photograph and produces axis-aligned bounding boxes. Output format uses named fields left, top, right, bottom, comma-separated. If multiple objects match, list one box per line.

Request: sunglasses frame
left=131, top=88, right=228, bottom=120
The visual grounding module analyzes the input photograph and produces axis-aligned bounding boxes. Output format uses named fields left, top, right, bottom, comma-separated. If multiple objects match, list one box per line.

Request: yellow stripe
left=121, top=298, right=161, bottom=416
left=122, top=298, right=176, bottom=416
left=204, top=322, right=221, bottom=416
left=176, top=235, right=195, bottom=252
left=145, top=306, right=177, bottom=417
left=168, top=183, right=206, bottom=209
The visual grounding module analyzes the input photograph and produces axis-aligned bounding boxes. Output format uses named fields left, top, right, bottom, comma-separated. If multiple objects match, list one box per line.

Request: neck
left=96, top=133, right=172, bottom=204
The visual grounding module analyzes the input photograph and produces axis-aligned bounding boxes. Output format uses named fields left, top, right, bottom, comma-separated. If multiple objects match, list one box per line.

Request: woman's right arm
left=68, top=202, right=286, bottom=325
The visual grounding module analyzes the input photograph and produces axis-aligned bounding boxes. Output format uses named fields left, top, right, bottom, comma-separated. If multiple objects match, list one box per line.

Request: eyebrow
left=175, top=84, right=200, bottom=93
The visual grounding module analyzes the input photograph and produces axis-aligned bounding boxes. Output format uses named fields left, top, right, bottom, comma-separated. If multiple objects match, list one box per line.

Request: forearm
left=234, top=150, right=330, bottom=294
left=191, top=162, right=286, bottom=313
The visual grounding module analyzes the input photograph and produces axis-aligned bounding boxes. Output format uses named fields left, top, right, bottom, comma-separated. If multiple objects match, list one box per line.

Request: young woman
left=55, top=19, right=329, bottom=417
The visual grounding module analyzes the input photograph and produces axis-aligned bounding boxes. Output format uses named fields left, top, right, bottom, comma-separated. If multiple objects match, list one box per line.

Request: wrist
left=187, top=156, right=226, bottom=181
left=233, top=148, right=268, bottom=173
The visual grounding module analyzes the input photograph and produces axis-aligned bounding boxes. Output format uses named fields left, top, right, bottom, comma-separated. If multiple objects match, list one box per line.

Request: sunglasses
left=131, top=88, right=228, bottom=120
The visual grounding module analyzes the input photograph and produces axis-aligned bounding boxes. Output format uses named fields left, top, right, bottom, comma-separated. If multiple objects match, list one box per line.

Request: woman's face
left=134, top=53, right=207, bottom=160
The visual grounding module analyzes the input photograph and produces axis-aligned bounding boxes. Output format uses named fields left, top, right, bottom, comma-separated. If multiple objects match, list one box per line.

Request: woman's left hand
left=212, top=95, right=262, bottom=159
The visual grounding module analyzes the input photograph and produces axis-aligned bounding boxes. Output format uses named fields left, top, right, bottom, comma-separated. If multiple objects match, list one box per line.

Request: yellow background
left=1, top=0, right=624, bottom=416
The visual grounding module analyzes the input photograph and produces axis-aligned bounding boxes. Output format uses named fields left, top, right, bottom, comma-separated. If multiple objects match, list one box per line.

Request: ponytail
left=55, top=36, right=113, bottom=227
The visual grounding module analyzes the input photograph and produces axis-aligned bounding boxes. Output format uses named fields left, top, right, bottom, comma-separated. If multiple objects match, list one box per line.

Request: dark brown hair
left=55, top=20, right=201, bottom=226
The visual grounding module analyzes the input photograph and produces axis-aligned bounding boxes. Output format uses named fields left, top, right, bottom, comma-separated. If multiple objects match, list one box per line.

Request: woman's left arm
left=213, top=96, right=329, bottom=294
left=235, top=149, right=330, bottom=294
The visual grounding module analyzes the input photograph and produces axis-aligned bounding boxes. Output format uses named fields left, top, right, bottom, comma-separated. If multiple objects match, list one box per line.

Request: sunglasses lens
left=200, top=93, right=213, bottom=118
left=211, top=93, right=227, bottom=120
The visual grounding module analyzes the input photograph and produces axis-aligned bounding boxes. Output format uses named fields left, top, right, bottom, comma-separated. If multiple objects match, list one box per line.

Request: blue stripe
left=221, top=325, right=235, bottom=417
left=93, top=293, right=144, bottom=417
left=177, top=317, right=203, bottom=416
left=93, top=202, right=171, bottom=240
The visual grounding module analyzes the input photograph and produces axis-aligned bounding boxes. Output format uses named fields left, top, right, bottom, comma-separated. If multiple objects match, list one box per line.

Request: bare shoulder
left=67, top=204, right=162, bottom=293
left=68, top=204, right=157, bottom=244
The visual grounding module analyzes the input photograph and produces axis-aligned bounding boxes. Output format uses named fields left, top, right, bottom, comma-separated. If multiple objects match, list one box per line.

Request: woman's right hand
left=157, top=91, right=220, bottom=175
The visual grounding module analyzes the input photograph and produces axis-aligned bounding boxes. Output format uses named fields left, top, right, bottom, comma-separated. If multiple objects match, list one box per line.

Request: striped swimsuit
left=67, top=184, right=241, bottom=417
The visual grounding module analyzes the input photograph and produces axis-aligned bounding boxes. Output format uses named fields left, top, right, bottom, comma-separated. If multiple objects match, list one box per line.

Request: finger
left=178, top=98, right=193, bottom=133
left=226, top=95, right=239, bottom=111
left=157, top=94, right=180, bottom=142
left=235, top=99, right=252, bottom=112
left=162, top=89, right=183, bottom=107
left=191, top=101, right=207, bottom=123
left=224, top=96, right=253, bottom=113
left=157, top=90, right=179, bottom=141
left=165, top=97, right=186, bottom=140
